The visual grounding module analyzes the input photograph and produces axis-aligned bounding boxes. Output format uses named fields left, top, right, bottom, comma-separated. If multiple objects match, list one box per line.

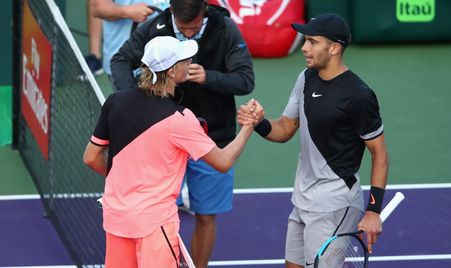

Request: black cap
left=292, top=13, right=351, bottom=46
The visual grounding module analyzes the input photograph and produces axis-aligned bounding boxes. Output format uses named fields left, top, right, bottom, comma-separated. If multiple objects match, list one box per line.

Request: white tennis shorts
left=285, top=206, right=363, bottom=266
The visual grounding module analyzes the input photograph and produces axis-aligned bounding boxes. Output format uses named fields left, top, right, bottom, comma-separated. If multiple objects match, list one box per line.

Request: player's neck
left=318, top=60, right=348, bottom=81
left=166, top=85, right=176, bottom=96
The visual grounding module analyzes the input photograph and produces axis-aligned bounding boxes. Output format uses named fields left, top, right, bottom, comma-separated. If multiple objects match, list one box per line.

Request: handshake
left=237, top=99, right=265, bottom=128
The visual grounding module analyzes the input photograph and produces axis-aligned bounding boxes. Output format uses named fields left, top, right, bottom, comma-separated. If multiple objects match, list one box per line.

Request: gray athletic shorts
left=285, top=206, right=363, bottom=267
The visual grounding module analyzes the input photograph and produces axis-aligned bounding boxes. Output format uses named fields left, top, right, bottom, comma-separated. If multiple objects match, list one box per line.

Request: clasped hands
left=237, top=99, right=265, bottom=127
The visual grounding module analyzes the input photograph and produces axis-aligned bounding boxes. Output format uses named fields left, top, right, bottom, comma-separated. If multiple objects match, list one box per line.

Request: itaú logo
left=396, top=0, right=435, bottom=22
left=215, top=0, right=291, bottom=25
left=22, top=54, right=49, bottom=134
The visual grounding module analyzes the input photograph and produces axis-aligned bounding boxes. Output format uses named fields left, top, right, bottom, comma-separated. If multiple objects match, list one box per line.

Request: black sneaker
left=85, top=54, right=103, bottom=76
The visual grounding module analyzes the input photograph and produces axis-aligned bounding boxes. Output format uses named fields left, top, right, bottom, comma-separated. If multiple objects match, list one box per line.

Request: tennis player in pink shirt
left=83, top=36, right=254, bottom=268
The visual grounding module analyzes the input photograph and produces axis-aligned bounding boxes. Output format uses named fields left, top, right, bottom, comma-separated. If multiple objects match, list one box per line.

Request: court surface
left=1, top=184, right=451, bottom=267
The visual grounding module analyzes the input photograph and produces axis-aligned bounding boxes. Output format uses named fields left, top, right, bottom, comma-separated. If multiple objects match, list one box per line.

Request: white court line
left=209, top=254, right=451, bottom=265
left=0, top=194, right=40, bottom=200
left=2, top=254, right=451, bottom=267
left=208, top=254, right=451, bottom=265
left=234, top=182, right=451, bottom=194
left=369, top=254, right=451, bottom=261
left=1, top=183, right=451, bottom=200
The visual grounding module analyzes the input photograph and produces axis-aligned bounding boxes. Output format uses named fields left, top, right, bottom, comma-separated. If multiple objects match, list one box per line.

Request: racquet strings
left=318, top=234, right=366, bottom=268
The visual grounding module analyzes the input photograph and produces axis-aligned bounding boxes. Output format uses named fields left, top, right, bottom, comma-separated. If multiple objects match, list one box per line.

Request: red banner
left=21, top=0, right=53, bottom=159
left=211, top=0, right=304, bottom=57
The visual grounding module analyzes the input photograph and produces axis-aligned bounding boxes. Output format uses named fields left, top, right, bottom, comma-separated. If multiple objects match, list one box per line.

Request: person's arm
left=83, top=142, right=108, bottom=176
left=202, top=18, right=254, bottom=96
left=237, top=100, right=299, bottom=143
left=91, top=0, right=153, bottom=22
left=357, top=134, right=389, bottom=254
left=87, top=0, right=102, bottom=58
left=260, top=116, right=299, bottom=143
left=201, top=125, right=253, bottom=173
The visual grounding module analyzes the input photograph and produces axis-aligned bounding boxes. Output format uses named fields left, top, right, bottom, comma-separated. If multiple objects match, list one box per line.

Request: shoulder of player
left=346, top=82, right=379, bottom=108
left=101, top=88, right=136, bottom=113
left=105, top=89, right=124, bottom=104
left=178, top=108, right=196, bottom=119
left=107, top=87, right=141, bottom=102
left=167, top=108, right=199, bottom=129
left=333, top=70, right=372, bottom=93
left=341, top=70, right=368, bottom=86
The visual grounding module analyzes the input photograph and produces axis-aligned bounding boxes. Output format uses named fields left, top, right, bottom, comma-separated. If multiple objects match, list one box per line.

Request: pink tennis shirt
left=90, top=88, right=216, bottom=238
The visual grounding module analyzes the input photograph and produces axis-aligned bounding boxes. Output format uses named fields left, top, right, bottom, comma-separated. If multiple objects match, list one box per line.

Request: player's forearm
left=83, top=152, right=108, bottom=176
left=262, top=118, right=298, bottom=143
left=202, top=126, right=253, bottom=173
left=220, top=126, right=253, bottom=171
left=83, top=143, right=108, bottom=176
left=88, top=159, right=108, bottom=176
left=91, top=0, right=131, bottom=21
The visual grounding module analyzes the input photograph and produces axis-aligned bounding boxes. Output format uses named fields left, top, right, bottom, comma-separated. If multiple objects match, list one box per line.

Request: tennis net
left=13, top=0, right=105, bottom=266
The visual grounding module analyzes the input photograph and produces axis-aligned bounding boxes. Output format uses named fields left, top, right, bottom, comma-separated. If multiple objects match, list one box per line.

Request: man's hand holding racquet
left=357, top=210, right=383, bottom=254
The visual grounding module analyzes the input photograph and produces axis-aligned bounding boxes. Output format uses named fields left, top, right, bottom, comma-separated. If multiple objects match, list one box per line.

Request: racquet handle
left=380, top=191, right=405, bottom=222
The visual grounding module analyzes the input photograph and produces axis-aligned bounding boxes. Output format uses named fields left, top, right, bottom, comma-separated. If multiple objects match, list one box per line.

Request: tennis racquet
left=314, top=191, right=405, bottom=268
left=178, top=234, right=196, bottom=268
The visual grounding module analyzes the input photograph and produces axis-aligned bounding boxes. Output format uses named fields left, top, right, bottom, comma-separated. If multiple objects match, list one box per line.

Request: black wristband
left=254, top=118, right=272, bottom=137
left=366, top=186, right=385, bottom=214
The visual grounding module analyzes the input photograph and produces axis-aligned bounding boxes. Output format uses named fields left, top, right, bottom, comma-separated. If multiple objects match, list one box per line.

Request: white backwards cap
left=141, top=36, right=198, bottom=84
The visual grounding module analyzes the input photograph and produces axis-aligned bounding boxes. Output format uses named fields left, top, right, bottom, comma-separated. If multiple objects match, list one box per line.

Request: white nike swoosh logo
left=156, top=23, right=165, bottom=30
left=312, top=92, right=323, bottom=98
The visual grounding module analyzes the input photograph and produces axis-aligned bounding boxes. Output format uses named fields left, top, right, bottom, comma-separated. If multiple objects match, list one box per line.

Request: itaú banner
left=211, top=0, right=304, bottom=57
left=21, top=0, right=53, bottom=160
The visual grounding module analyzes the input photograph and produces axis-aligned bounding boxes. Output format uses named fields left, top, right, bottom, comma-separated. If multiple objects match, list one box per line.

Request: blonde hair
left=138, top=66, right=176, bottom=97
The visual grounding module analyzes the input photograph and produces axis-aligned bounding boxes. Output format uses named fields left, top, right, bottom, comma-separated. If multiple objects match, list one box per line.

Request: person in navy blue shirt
left=238, top=13, right=389, bottom=268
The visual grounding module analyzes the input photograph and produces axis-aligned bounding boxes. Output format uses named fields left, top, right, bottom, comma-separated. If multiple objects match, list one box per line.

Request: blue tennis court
left=1, top=184, right=451, bottom=267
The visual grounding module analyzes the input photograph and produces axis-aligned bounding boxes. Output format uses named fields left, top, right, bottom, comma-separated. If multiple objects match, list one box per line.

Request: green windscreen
left=0, top=86, right=12, bottom=145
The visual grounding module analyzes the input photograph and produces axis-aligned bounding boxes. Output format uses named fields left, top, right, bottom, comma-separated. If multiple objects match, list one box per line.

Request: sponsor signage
left=21, top=0, right=53, bottom=159
left=210, top=0, right=304, bottom=57
left=397, top=0, right=435, bottom=22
